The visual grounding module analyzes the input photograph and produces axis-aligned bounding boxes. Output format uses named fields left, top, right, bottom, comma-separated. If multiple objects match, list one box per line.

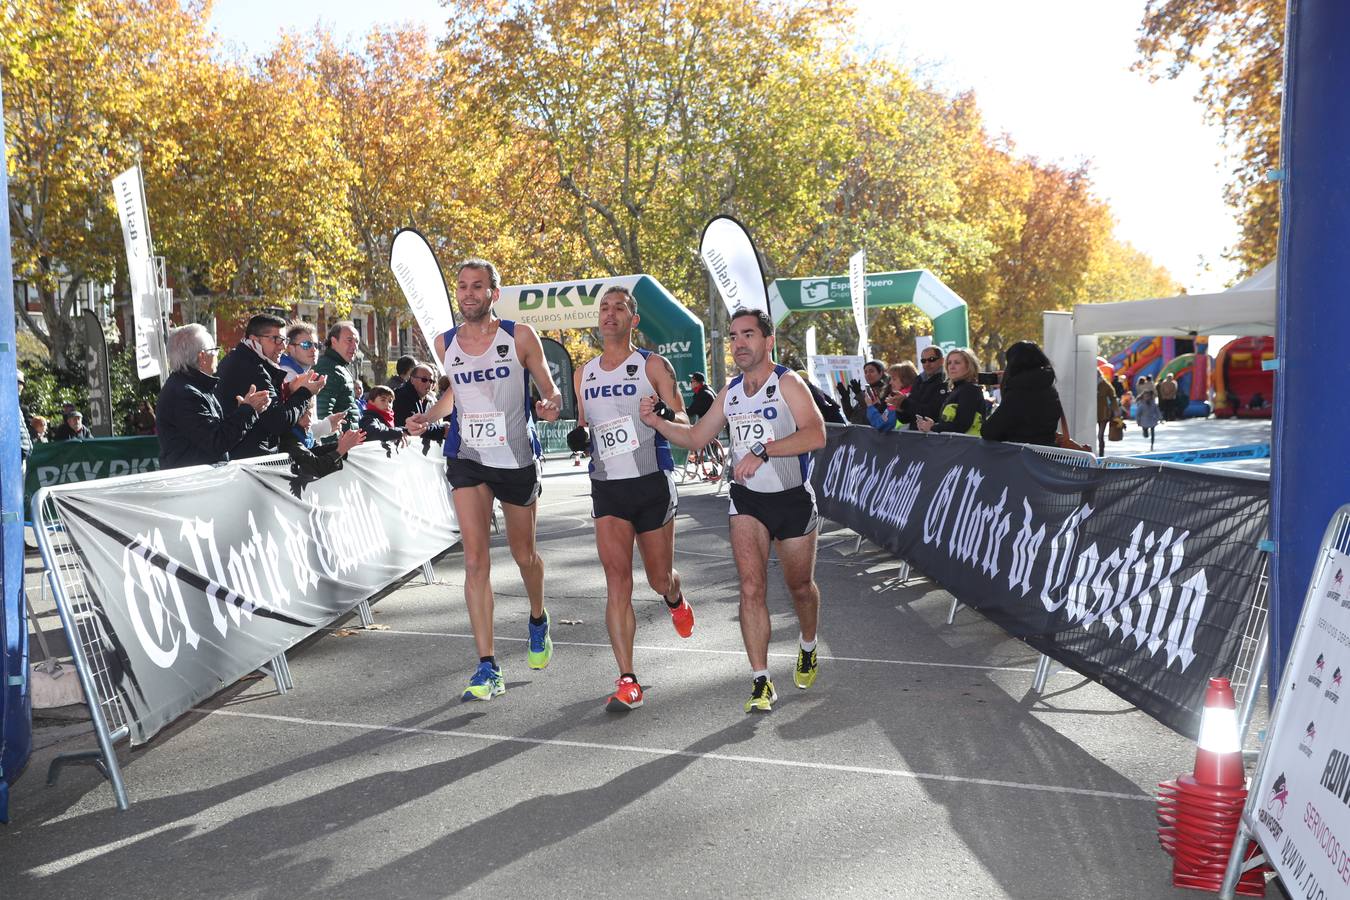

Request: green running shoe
left=462, top=661, right=505, bottom=702
left=527, top=609, right=553, bottom=670
left=744, top=676, right=777, bottom=713
left=794, top=646, right=818, bottom=690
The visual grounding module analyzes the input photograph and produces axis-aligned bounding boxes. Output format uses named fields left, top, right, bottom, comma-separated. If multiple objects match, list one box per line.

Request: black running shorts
left=591, top=470, right=677, bottom=533
left=728, top=483, right=819, bottom=541
left=446, top=457, right=541, bottom=507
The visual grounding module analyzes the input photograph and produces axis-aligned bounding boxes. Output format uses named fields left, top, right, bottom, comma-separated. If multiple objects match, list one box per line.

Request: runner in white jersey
left=640, top=308, right=825, bottom=713
left=406, top=258, right=563, bottom=703
left=567, top=286, right=695, bottom=712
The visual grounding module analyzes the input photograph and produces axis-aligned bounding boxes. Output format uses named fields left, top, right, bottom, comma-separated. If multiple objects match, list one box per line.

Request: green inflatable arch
left=768, top=269, right=970, bottom=351
left=493, top=274, right=707, bottom=393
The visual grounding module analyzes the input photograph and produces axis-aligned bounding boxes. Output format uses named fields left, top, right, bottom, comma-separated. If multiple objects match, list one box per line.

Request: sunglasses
left=289, top=339, right=318, bottom=350
left=200, top=346, right=218, bottom=354
left=411, top=376, right=435, bottom=384
left=921, top=356, right=941, bottom=363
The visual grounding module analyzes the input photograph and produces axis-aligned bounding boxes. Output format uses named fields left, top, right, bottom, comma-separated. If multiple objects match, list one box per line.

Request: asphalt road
left=1, top=459, right=1269, bottom=899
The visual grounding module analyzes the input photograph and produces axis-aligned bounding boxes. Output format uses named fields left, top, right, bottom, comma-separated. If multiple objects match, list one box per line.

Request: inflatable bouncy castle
left=1108, top=336, right=1211, bottom=418
left=1212, top=336, right=1275, bottom=418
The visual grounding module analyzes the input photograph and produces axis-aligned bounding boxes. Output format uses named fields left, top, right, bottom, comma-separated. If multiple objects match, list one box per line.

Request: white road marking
left=323, top=627, right=1061, bottom=675
left=196, top=707, right=1154, bottom=803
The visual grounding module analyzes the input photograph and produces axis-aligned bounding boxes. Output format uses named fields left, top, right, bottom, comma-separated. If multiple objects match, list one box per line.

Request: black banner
left=49, top=446, right=458, bottom=744
left=81, top=310, right=113, bottom=437
left=811, top=426, right=1269, bottom=738
left=541, top=336, right=576, bottom=420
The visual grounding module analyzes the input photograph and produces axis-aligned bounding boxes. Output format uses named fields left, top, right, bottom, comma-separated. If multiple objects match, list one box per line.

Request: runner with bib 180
left=568, top=286, right=696, bottom=712
left=407, top=258, right=563, bottom=703
left=640, top=307, right=825, bottom=713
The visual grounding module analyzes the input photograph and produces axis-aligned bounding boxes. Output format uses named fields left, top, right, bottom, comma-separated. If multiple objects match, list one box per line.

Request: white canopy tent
left=1044, top=262, right=1277, bottom=447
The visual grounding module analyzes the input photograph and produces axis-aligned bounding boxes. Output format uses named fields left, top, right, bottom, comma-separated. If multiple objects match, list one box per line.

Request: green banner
left=24, top=437, right=160, bottom=514
left=768, top=269, right=970, bottom=350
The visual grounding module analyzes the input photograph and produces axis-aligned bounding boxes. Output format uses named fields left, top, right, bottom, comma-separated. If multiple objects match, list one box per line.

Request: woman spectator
left=156, top=324, right=271, bottom=469
left=916, top=348, right=985, bottom=436
left=1096, top=369, right=1118, bottom=456
left=30, top=416, right=49, bottom=443
left=888, top=362, right=918, bottom=398
left=127, top=399, right=157, bottom=435
left=1134, top=374, right=1162, bottom=450
left=981, top=341, right=1061, bottom=446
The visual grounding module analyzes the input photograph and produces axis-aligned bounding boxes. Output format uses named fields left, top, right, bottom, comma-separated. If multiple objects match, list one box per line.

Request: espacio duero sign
left=810, top=425, right=1269, bottom=738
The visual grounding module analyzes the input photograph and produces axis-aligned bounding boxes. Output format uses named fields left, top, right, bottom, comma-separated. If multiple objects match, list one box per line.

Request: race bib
left=728, top=412, right=768, bottom=453
left=462, top=411, right=507, bottom=448
left=593, top=415, right=640, bottom=461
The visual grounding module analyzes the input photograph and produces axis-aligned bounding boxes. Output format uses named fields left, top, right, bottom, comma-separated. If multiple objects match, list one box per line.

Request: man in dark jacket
left=686, top=372, right=716, bottom=420
left=894, top=349, right=949, bottom=429
left=313, top=321, right=360, bottom=443
left=157, top=324, right=271, bottom=469
left=52, top=410, right=93, bottom=441
left=393, top=363, right=434, bottom=426
left=215, top=313, right=323, bottom=458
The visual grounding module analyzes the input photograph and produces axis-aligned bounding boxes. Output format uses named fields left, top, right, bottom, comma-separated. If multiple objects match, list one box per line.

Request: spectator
left=279, top=321, right=343, bottom=442
left=1134, top=374, right=1161, bottom=449
left=1113, top=373, right=1128, bottom=400
left=313, top=321, right=360, bottom=442
left=888, top=362, right=918, bottom=397
left=1095, top=369, right=1118, bottom=456
left=437, top=374, right=451, bottom=396
left=30, top=415, right=48, bottom=444
left=127, top=399, right=157, bottom=435
left=18, top=371, right=32, bottom=463
left=1158, top=372, right=1181, bottom=420
left=386, top=355, right=417, bottom=390
left=981, top=340, right=1061, bottom=446
left=216, top=313, right=324, bottom=458
left=916, top=348, right=984, bottom=436
left=794, top=369, right=846, bottom=425
left=157, top=323, right=271, bottom=469
left=886, top=347, right=949, bottom=431
left=281, top=397, right=366, bottom=482
left=358, top=385, right=407, bottom=454
left=393, top=363, right=435, bottom=426
left=52, top=410, right=92, bottom=441
left=837, top=359, right=888, bottom=425
left=687, top=371, right=716, bottom=420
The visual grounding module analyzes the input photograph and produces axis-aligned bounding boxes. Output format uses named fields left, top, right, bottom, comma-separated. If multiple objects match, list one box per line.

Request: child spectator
left=281, top=399, right=366, bottom=482
left=31, top=415, right=49, bottom=443
left=358, top=385, right=407, bottom=454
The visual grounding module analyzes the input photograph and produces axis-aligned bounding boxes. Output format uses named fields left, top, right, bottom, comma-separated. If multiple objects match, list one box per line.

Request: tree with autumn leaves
left=4, top=0, right=1269, bottom=380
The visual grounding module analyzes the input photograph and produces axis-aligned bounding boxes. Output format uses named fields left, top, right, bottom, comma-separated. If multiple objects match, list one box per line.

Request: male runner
left=568, top=286, right=695, bottom=712
left=640, top=308, right=825, bottom=713
left=407, top=258, right=563, bottom=702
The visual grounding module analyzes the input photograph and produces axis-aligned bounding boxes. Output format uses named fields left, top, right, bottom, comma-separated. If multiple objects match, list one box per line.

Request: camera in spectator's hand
left=566, top=425, right=590, bottom=453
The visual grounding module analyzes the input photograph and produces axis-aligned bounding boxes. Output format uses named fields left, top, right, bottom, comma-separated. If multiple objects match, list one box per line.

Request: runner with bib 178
left=407, top=258, right=563, bottom=703
left=568, top=285, right=695, bottom=712
left=640, top=307, right=825, bottom=713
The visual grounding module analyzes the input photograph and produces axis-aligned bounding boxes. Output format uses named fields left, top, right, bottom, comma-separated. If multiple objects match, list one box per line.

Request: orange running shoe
left=667, top=596, right=695, bottom=638
left=606, top=676, right=644, bottom=711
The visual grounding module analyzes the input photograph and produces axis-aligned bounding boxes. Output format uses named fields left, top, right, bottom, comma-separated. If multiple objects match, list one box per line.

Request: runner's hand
left=535, top=395, right=561, bottom=422
left=638, top=395, right=661, bottom=427
left=239, top=384, right=270, bottom=413
left=733, top=452, right=764, bottom=484
left=405, top=413, right=427, bottom=435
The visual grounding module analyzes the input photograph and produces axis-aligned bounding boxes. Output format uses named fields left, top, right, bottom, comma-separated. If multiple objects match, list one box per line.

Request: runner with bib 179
left=568, top=285, right=695, bottom=712
left=407, top=258, right=563, bottom=703
left=640, top=307, right=825, bottom=713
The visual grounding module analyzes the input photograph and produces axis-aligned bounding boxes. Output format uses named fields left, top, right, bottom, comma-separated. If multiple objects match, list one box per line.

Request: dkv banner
left=1250, top=548, right=1350, bottom=899
left=811, top=425, right=1270, bottom=738
left=48, top=446, right=458, bottom=743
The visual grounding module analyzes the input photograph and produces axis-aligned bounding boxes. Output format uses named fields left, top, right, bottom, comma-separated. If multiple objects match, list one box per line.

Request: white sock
left=799, top=636, right=817, bottom=652
left=752, top=669, right=770, bottom=681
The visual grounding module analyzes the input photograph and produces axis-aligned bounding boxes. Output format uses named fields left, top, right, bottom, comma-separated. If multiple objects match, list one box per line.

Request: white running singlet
left=579, top=348, right=674, bottom=481
left=441, top=320, right=540, bottom=468
left=723, top=364, right=812, bottom=493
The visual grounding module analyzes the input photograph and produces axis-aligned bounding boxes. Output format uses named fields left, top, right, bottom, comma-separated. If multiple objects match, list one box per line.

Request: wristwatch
left=749, top=441, right=769, bottom=462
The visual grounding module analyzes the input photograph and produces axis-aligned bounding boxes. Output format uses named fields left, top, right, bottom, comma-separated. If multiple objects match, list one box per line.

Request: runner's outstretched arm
left=516, top=323, right=563, bottom=422
left=640, top=383, right=727, bottom=449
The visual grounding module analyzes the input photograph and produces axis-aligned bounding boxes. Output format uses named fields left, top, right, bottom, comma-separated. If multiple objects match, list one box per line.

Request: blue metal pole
left=0, top=74, right=34, bottom=823
left=1270, top=0, right=1350, bottom=684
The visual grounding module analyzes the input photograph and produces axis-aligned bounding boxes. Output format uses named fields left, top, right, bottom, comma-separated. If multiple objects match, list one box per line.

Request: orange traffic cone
left=1156, top=677, right=1266, bottom=896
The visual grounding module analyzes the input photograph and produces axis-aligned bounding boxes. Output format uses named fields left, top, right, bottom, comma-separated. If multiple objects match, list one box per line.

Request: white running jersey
left=580, top=348, right=673, bottom=481
left=723, top=364, right=811, bottom=493
left=441, top=320, right=540, bottom=468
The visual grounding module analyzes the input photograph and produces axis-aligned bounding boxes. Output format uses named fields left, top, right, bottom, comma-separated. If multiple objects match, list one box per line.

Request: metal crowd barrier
left=30, top=450, right=443, bottom=811
left=828, top=427, right=1272, bottom=743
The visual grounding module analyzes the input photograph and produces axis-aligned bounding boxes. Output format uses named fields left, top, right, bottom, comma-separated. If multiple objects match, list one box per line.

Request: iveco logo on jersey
left=584, top=384, right=638, bottom=399
left=453, top=366, right=513, bottom=385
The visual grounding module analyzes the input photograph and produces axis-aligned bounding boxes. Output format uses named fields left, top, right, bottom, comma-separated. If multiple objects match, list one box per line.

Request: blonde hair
left=945, top=347, right=980, bottom=384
